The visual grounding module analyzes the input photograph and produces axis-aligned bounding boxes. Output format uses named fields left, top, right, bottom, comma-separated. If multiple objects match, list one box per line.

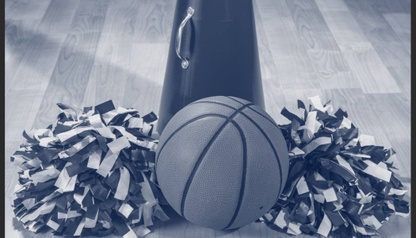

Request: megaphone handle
left=175, top=7, right=194, bottom=69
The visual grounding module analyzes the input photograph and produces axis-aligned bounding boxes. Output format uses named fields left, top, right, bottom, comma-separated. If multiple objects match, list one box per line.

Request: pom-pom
left=10, top=100, right=169, bottom=237
left=259, top=96, right=409, bottom=237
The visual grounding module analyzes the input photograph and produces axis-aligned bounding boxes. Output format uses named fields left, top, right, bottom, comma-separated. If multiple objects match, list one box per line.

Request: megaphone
left=157, top=0, right=265, bottom=133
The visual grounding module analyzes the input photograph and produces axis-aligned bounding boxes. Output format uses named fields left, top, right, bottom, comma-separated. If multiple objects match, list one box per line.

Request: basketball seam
left=226, top=96, right=284, bottom=199
left=180, top=103, right=253, bottom=217
left=191, top=99, right=281, bottom=134
left=223, top=120, right=247, bottom=230
left=190, top=100, right=237, bottom=110
left=156, top=113, right=228, bottom=166
left=239, top=109, right=284, bottom=204
left=226, top=96, right=281, bottom=130
left=226, top=96, right=248, bottom=105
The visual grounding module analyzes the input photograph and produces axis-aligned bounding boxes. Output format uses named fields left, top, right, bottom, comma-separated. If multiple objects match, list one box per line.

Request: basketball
left=155, top=96, right=289, bottom=230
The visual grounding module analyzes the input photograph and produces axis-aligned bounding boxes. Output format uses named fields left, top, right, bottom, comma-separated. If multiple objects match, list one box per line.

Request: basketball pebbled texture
left=155, top=96, right=289, bottom=230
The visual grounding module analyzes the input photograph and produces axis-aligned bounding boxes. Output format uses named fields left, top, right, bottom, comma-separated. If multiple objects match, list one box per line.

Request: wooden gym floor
left=5, top=0, right=410, bottom=237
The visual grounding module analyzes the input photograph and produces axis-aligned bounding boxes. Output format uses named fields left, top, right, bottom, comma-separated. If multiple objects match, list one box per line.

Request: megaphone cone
left=157, top=0, right=265, bottom=133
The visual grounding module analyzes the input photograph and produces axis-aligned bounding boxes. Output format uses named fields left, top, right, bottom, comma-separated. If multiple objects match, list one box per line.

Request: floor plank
left=316, top=2, right=402, bottom=94
left=368, top=0, right=410, bottom=14
left=5, top=19, right=41, bottom=90
left=83, top=0, right=142, bottom=107
left=33, top=0, right=110, bottom=129
left=338, top=43, right=401, bottom=94
left=386, top=66, right=411, bottom=104
left=255, top=0, right=320, bottom=90
left=344, top=0, right=410, bottom=96
left=134, top=0, right=174, bottom=43
left=5, top=0, right=81, bottom=93
left=123, top=43, right=168, bottom=115
left=285, top=0, right=359, bottom=89
left=253, top=2, right=281, bottom=90
left=313, top=0, right=349, bottom=11
left=316, top=10, right=368, bottom=44
left=344, top=0, right=402, bottom=43
left=5, top=0, right=51, bottom=20
left=383, top=13, right=411, bottom=53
